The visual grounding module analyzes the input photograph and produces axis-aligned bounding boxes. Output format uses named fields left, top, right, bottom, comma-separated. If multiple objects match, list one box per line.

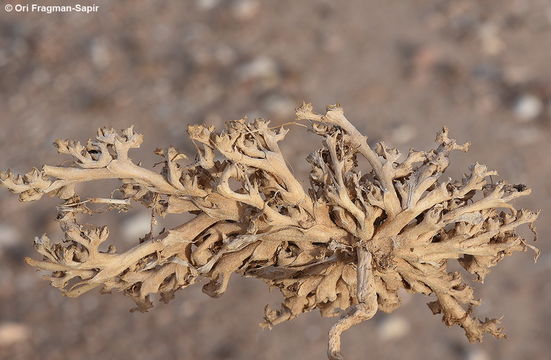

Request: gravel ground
left=0, top=1, right=550, bottom=359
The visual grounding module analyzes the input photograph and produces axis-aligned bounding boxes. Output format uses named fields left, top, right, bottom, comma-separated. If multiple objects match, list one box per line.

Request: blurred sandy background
left=1, top=1, right=550, bottom=359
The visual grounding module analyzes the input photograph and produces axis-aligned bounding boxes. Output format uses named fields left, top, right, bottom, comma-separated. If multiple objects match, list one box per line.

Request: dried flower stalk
left=0, top=104, right=539, bottom=359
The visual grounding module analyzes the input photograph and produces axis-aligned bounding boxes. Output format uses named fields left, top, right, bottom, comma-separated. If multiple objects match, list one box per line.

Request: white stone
left=0, top=323, right=29, bottom=346
left=237, top=56, right=278, bottom=83
left=122, top=211, right=152, bottom=242
left=466, top=348, right=490, bottom=360
left=514, top=94, right=543, bottom=121
left=377, top=315, right=410, bottom=341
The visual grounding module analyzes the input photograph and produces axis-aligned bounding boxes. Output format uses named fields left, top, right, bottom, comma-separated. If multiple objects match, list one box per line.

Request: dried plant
left=0, top=104, right=539, bottom=359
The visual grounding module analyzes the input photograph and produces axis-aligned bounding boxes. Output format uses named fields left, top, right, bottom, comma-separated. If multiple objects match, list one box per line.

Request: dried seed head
left=0, top=104, right=539, bottom=360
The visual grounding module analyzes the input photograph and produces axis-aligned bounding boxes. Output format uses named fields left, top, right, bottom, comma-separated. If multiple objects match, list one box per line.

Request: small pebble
left=263, top=94, right=295, bottom=118
left=232, top=0, right=260, bottom=21
left=377, top=315, right=410, bottom=341
left=0, top=223, right=20, bottom=251
left=513, top=94, right=543, bottom=121
left=90, top=39, right=111, bottom=68
left=196, top=0, right=220, bottom=11
left=122, top=211, right=153, bottom=242
left=237, top=56, right=279, bottom=84
left=466, top=348, right=490, bottom=360
left=213, top=45, right=237, bottom=66
left=478, top=23, right=504, bottom=55
left=0, top=323, right=30, bottom=347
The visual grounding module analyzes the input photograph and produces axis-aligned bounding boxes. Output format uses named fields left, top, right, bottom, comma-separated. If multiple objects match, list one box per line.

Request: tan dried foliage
left=0, top=104, right=540, bottom=359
